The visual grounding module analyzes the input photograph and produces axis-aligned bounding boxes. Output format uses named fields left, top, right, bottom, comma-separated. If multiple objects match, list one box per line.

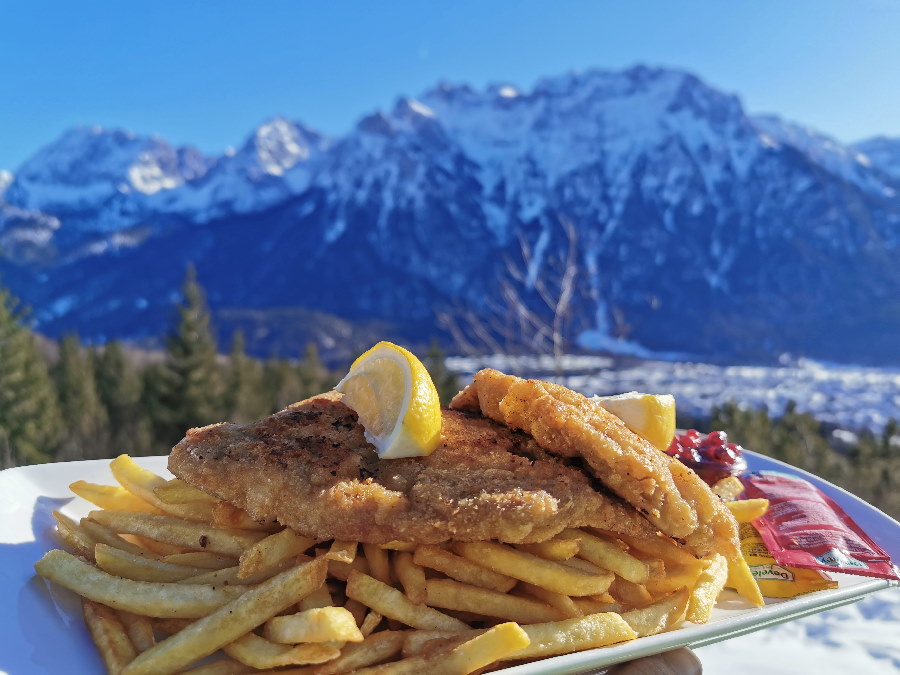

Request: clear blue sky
left=2, top=0, right=899, bottom=170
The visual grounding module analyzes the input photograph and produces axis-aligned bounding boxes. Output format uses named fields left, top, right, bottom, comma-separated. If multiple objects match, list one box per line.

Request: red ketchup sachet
left=742, top=471, right=899, bottom=580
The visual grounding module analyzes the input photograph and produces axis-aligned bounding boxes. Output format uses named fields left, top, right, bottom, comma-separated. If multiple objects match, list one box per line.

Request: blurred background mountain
left=2, top=65, right=900, bottom=366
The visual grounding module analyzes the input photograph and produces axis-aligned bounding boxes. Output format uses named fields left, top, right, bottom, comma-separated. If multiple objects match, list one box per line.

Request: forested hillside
left=1, top=273, right=896, bottom=519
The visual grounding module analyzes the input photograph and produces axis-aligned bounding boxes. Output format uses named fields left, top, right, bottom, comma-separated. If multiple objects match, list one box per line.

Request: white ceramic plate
left=1, top=451, right=897, bottom=674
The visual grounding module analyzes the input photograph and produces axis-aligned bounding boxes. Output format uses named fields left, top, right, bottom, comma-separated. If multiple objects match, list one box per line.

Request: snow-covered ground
left=698, top=588, right=900, bottom=674
left=446, top=355, right=900, bottom=433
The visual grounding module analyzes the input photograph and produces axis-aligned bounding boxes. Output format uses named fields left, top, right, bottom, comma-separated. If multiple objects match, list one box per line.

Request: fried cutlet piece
left=450, top=369, right=740, bottom=561
left=168, top=392, right=660, bottom=545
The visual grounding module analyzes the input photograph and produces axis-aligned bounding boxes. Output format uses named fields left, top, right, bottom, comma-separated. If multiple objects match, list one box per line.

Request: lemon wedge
left=335, top=341, right=442, bottom=459
left=593, top=392, right=676, bottom=451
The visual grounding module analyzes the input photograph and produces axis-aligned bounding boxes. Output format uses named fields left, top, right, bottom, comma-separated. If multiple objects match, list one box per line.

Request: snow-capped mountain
left=751, top=115, right=896, bottom=197
left=150, top=116, right=330, bottom=221
left=2, top=65, right=899, bottom=364
left=854, top=135, right=900, bottom=182
left=4, top=126, right=211, bottom=230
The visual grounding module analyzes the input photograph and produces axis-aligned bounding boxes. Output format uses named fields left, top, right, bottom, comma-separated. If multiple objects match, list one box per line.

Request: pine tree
left=94, top=340, right=151, bottom=455
left=53, top=335, right=109, bottom=460
left=0, top=286, right=62, bottom=465
left=224, top=331, right=267, bottom=423
left=262, top=358, right=304, bottom=413
left=297, top=342, right=334, bottom=399
left=423, top=340, right=460, bottom=406
left=148, top=267, right=224, bottom=447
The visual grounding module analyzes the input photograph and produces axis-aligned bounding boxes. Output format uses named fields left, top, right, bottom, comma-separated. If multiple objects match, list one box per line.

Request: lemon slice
left=335, top=341, right=441, bottom=458
left=593, top=392, right=676, bottom=451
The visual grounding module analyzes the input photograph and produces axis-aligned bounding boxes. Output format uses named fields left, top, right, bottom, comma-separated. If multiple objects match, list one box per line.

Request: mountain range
left=1, top=65, right=899, bottom=364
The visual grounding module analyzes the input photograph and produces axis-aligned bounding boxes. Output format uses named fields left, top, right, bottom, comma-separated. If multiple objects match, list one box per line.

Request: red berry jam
left=666, top=429, right=748, bottom=485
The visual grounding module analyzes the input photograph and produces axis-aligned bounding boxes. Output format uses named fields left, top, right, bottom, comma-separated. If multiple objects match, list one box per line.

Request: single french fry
left=412, top=545, right=516, bottom=593
left=360, top=611, right=383, bottom=637
left=611, top=532, right=700, bottom=567
left=130, top=536, right=191, bottom=556
left=346, top=571, right=467, bottom=631
left=558, top=529, right=650, bottom=584
left=117, top=610, right=156, bottom=653
left=726, top=555, right=765, bottom=607
left=394, top=552, right=426, bottom=604
left=82, top=598, right=138, bottom=675
left=712, top=476, right=746, bottom=501
left=608, top=576, right=653, bottom=608
left=88, top=510, right=266, bottom=557
left=160, top=552, right=237, bottom=569
left=344, top=598, right=368, bottom=626
left=510, top=612, right=636, bottom=659
left=686, top=554, right=729, bottom=624
left=315, top=631, right=406, bottom=674
left=238, top=527, right=316, bottom=578
left=223, top=631, right=342, bottom=668
left=326, top=540, right=358, bottom=563
left=95, top=544, right=207, bottom=582
left=178, top=558, right=299, bottom=586
left=519, top=582, right=581, bottom=618
left=265, top=607, right=364, bottom=644
left=34, top=549, right=246, bottom=618
left=80, top=518, right=151, bottom=557
left=154, top=479, right=218, bottom=505
left=120, top=557, right=328, bottom=675
left=516, top=538, right=580, bottom=561
left=455, top=542, right=613, bottom=596
left=70, top=480, right=161, bottom=513
left=726, top=499, right=770, bottom=523
left=362, top=543, right=392, bottom=585
left=621, top=588, right=690, bottom=637
left=438, top=622, right=530, bottom=673
left=355, top=622, right=529, bottom=675
left=425, top=578, right=564, bottom=624
left=52, top=511, right=97, bottom=560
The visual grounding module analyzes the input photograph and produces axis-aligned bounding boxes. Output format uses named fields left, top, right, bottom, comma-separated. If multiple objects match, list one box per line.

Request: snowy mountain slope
left=3, top=66, right=900, bottom=364
left=855, top=135, right=900, bottom=182
left=4, top=126, right=211, bottom=232
left=751, top=115, right=897, bottom=198
left=150, top=116, right=330, bottom=221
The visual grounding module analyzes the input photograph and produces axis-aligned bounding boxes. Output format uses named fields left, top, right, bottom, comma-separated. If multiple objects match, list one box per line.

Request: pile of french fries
left=35, top=455, right=766, bottom=675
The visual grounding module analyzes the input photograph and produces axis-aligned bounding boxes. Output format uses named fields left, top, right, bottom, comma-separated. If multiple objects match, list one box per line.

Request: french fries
left=454, top=542, right=614, bottom=596
left=123, top=557, right=328, bottom=675
left=35, top=550, right=247, bottom=617
left=37, top=455, right=768, bottom=674
left=425, top=578, right=566, bottom=624
left=346, top=571, right=468, bottom=631
left=726, top=498, right=770, bottom=523
left=82, top=598, right=138, bottom=674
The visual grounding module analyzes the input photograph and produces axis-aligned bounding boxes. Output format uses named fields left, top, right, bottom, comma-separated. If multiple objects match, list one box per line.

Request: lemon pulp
left=335, top=341, right=442, bottom=459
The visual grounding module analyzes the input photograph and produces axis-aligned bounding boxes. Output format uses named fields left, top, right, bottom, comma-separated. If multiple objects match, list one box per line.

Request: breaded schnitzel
left=169, top=392, right=660, bottom=545
left=450, top=369, right=740, bottom=561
